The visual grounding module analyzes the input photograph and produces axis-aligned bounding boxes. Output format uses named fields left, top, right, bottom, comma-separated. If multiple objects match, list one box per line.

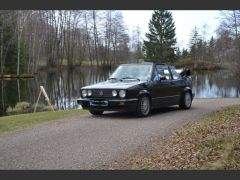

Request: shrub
left=6, top=102, right=31, bottom=115
left=6, top=102, right=55, bottom=116
left=32, top=103, right=45, bottom=112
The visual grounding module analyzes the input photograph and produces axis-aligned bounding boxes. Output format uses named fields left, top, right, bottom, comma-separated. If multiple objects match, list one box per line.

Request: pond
left=0, top=66, right=240, bottom=116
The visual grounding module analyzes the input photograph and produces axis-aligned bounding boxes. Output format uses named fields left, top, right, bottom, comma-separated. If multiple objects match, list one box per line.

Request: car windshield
left=109, top=64, right=152, bottom=81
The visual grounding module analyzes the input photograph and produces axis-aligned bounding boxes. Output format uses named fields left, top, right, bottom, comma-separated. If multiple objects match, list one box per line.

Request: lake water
left=0, top=66, right=239, bottom=116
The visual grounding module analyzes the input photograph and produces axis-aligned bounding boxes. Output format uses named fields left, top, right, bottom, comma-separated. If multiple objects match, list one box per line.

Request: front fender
left=137, top=89, right=152, bottom=106
left=138, top=89, right=150, bottom=97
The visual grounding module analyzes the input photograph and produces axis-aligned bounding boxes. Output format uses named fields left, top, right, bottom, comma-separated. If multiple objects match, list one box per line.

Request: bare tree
left=220, top=11, right=240, bottom=60
left=0, top=10, right=135, bottom=75
left=131, top=25, right=143, bottom=62
left=16, top=10, right=31, bottom=75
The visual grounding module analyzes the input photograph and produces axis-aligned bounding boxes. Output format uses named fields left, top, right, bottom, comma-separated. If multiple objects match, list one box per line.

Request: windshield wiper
left=120, top=77, right=140, bottom=81
left=108, top=77, right=119, bottom=81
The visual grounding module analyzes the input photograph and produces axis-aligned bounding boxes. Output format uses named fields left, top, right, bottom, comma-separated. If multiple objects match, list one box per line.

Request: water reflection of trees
left=43, top=66, right=112, bottom=110
left=0, top=66, right=112, bottom=115
left=1, top=68, right=239, bottom=116
left=87, top=66, right=112, bottom=85
left=192, top=70, right=240, bottom=98
left=0, top=78, right=39, bottom=116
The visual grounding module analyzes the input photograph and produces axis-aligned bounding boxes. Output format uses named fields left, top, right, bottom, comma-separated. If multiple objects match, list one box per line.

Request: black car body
left=78, top=62, right=194, bottom=117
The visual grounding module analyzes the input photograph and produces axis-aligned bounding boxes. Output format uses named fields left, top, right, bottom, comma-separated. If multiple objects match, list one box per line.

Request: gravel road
left=0, top=98, right=239, bottom=169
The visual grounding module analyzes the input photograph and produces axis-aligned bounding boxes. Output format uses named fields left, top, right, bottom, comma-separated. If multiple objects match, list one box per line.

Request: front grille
left=91, top=89, right=112, bottom=98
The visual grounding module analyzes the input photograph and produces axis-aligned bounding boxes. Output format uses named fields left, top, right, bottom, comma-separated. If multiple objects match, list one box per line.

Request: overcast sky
left=121, top=10, right=221, bottom=50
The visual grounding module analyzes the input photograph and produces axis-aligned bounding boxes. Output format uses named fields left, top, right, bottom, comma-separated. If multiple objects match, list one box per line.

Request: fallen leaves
left=109, top=105, right=240, bottom=170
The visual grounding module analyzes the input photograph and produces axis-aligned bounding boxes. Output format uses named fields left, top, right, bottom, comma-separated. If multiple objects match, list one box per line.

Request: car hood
left=82, top=80, right=146, bottom=89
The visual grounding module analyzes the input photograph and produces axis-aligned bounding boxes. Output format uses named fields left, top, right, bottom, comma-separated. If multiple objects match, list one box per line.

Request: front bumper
left=77, top=98, right=138, bottom=112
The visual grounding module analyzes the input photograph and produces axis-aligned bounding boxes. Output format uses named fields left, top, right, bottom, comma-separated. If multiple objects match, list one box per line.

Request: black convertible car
left=78, top=62, right=194, bottom=117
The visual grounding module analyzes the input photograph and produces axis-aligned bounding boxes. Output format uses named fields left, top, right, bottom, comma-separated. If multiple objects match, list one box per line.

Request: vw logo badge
left=99, top=90, right=103, bottom=96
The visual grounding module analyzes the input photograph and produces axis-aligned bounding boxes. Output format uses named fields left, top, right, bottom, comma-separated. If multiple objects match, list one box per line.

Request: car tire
left=179, top=91, right=192, bottom=109
left=89, top=110, right=104, bottom=115
left=136, top=95, right=151, bottom=117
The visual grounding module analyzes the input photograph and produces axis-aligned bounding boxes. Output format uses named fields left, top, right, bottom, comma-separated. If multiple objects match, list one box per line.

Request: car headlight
left=112, top=90, right=117, bottom=97
left=119, top=90, right=126, bottom=98
left=82, top=90, right=87, bottom=97
left=87, top=90, right=92, bottom=96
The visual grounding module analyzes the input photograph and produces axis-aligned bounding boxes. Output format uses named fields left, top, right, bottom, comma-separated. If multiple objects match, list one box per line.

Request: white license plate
left=90, top=100, right=108, bottom=107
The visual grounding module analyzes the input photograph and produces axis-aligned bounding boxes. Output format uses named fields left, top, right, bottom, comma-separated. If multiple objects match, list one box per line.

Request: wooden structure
left=34, top=86, right=55, bottom=112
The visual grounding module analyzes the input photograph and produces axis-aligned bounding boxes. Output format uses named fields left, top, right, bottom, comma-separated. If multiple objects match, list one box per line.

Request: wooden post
left=34, top=90, right=42, bottom=113
left=40, top=86, right=55, bottom=112
left=34, top=86, right=55, bottom=113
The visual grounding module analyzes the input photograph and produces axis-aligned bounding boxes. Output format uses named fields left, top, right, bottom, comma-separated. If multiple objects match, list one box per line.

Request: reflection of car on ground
left=78, top=62, right=194, bottom=117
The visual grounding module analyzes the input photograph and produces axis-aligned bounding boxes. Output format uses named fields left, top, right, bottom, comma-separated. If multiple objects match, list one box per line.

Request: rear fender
left=183, top=86, right=193, bottom=99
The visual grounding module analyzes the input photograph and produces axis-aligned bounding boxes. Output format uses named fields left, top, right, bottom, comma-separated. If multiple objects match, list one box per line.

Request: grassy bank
left=0, top=109, right=87, bottom=135
left=175, top=58, right=223, bottom=70
left=112, top=105, right=240, bottom=170
left=0, top=74, right=35, bottom=79
left=38, top=59, right=110, bottom=68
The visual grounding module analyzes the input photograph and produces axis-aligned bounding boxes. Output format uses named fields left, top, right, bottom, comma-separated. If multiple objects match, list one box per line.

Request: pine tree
left=189, top=26, right=202, bottom=61
left=182, top=48, right=189, bottom=58
left=143, top=10, right=177, bottom=63
left=207, top=36, right=215, bottom=61
left=209, top=36, right=215, bottom=48
left=176, top=47, right=181, bottom=59
left=0, top=19, right=18, bottom=74
left=189, top=26, right=201, bottom=50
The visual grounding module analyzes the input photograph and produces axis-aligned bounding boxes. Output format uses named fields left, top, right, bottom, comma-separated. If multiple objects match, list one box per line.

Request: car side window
left=163, top=69, right=171, bottom=80
left=170, top=69, right=180, bottom=80
left=156, top=65, right=172, bottom=80
left=153, top=68, right=161, bottom=81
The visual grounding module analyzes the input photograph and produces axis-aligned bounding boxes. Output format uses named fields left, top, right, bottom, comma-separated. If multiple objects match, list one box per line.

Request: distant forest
left=0, top=10, right=240, bottom=75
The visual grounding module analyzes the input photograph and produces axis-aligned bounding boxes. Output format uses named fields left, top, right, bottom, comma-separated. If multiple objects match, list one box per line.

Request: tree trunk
left=17, top=31, right=21, bottom=76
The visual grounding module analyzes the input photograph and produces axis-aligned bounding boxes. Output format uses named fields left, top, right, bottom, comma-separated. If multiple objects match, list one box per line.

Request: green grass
left=58, top=59, right=96, bottom=66
left=37, top=60, right=47, bottom=67
left=111, top=105, right=240, bottom=170
left=37, top=59, right=100, bottom=67
left=81, top=60, right=99, bottom=66
left=0, top=109, right=87, bottom=135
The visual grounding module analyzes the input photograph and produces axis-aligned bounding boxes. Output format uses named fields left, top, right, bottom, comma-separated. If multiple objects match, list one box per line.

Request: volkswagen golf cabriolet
left=78, top=62, right=194, bottom=117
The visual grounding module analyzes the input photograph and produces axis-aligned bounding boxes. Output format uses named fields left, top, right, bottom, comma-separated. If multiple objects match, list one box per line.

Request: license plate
left=90, top=100, right=108, bottom=107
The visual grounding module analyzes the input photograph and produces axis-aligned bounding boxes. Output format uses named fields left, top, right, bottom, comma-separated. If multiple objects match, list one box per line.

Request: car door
left=150, top=65, right=175, bottom=107
left=167, top=66, right=184, bottom=105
